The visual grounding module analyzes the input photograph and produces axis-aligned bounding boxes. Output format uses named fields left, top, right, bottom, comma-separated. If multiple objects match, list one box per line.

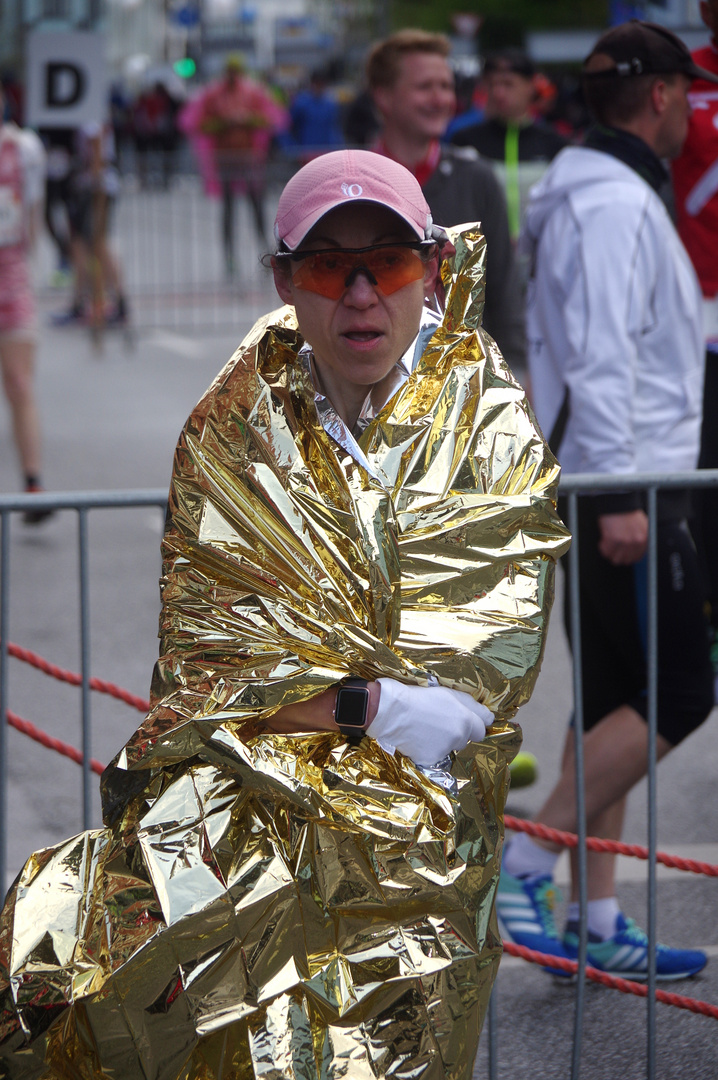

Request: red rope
left=5, top=643, right=718, bottom=877
left=502, top=942, right=718, bottom=1020
left=6, top=709, right=104, bottom=775
left=504, top=814, right=718, bottom=879
left=6, top=643, right=149, bottom=713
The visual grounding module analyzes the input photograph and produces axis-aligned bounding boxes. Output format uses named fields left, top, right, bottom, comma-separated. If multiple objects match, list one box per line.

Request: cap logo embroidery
left=341, top=183, right=363, bottom=198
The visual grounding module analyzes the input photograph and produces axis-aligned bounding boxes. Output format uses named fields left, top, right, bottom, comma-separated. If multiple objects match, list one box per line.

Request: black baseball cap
left=483, top=49, right=536, bottom=80
left=583, top=20, right=718, bottom=84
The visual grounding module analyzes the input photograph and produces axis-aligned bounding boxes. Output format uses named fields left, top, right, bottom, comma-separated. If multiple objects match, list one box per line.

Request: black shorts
left=561, top=497, right=714, bottom=746
left=67, top=189, right=115, bottom=244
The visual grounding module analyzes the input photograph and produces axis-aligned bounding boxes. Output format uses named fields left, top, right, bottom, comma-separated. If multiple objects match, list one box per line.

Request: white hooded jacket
left=522, top=145, right=704, bottom=478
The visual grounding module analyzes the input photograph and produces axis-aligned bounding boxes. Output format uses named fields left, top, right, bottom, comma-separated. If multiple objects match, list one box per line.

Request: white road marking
left=145, top=330, right=206, bottom=359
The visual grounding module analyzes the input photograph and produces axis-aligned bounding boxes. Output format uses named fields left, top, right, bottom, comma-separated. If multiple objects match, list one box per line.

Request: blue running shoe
left=495, top=869, right=571, bottom=972
left=563, top=914, right=707, bottom=981
left=51, top=302, right=85, bottom=326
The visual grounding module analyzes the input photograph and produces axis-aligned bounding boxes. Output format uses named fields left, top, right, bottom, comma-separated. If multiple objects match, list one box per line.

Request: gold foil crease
left=0, top=225, right=569, bottom=1078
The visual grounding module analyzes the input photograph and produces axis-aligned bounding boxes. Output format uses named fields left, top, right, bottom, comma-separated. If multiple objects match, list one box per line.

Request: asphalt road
left=1, top=238, right=717, bottom=1078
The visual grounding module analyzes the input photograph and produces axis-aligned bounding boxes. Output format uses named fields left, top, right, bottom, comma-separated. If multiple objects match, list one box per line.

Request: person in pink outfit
left=0, top=83, right=51, bottom=523
left=180, top=57, right=288, bottom=275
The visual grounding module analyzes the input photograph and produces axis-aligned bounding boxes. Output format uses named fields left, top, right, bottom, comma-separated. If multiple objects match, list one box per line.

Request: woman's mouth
left=344, top=330, right=382, bottom=342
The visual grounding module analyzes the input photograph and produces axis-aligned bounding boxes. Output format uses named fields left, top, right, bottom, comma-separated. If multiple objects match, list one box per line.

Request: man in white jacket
left=496, top=21, right=716, bottom=981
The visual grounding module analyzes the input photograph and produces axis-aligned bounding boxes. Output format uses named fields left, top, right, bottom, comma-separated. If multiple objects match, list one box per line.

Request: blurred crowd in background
left=1, top=50, right=592, bottom=187
left=0, top=41, right=597, bottom=343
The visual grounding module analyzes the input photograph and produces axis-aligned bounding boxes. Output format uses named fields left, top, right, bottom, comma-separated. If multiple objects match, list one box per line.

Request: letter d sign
left=46, top=63, right=85, bottom=108
left=26, top=32, right=106, bottom=129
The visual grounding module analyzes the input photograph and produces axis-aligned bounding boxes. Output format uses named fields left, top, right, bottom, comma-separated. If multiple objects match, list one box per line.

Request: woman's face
left=273, top=203, right=437, bottom=405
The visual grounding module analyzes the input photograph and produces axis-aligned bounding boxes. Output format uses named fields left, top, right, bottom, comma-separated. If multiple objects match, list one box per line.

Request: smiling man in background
left=367, top=30, right=527, bottom=381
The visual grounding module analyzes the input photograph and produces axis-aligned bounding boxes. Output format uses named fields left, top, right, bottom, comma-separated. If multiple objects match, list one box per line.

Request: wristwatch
left=334, top=678, right=370, bottom=742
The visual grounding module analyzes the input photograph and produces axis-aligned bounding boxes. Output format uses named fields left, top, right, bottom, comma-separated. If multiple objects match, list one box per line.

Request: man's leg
left=570, top=796, right=626, bottom=902
left=1, top=337, right=54, bottom=524
left=247, top=175, right=269, bottom=248
left=498, top=708, right=660, bottom=960
left=221, top=178, right=234, bottom=276
left=536, top=706, right=671, bottom=847
left=544, top=716, right=655, bottom=903
left=509, top=708, right=670, bottom=919
left=499, top=708, right=709, bottom=979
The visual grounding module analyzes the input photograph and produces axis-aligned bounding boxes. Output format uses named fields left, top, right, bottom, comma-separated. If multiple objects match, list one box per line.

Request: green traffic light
left=173, top=58, right=196, bottom=78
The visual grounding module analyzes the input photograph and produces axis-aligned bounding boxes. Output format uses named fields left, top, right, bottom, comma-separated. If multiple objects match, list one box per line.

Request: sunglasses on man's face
left=277, top=241, right=437, bottom=300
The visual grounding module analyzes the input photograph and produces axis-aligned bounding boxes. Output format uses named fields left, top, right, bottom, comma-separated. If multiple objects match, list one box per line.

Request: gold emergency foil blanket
left=0, top=225, right=570, bottom=1079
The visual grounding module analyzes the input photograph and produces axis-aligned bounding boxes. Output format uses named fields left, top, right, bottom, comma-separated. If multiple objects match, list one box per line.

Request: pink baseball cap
left=274, top=149, right=434, bottom=251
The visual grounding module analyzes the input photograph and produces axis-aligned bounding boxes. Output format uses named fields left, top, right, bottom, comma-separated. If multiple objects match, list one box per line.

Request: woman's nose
left=343, top=268, right=380, bottom=305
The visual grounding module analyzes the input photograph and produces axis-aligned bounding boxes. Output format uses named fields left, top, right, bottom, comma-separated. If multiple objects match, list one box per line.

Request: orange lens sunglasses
left=280, top=241, right=436, bottom=299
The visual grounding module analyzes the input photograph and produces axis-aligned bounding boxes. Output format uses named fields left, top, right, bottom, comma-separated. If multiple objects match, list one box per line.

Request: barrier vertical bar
left=152, top=190, right=161, bottom=332
left=0, top=511, right=10, bottom=900
left=124, top=181, right=139, bottom=330
left=78, top=509, right=92, bottom=829
left=140, top=186, right=150, bottom=328
left=568, top=491, right=588, bottom=1080
left=646, top=486, right=658, bottom=1078
left=190, top=175, right=201, bottom=332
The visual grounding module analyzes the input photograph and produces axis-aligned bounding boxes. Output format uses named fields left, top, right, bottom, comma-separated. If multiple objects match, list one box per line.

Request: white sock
left=566, top=897, right=621, bottom=940
left=503, top=832, right=560, bottom=879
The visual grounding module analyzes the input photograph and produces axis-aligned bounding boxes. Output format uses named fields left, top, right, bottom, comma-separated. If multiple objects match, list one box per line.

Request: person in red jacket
left=671, top=0, right=718, bottom=683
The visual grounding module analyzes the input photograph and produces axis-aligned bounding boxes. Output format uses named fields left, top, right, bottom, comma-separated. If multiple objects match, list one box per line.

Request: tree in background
left=388, top=0, right=610, bottom=49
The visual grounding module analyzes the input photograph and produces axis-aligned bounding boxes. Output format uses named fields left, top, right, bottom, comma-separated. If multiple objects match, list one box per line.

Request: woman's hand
left=261, top=679, right=492, bottom=765
left=367, top=680, right=492, bottom=763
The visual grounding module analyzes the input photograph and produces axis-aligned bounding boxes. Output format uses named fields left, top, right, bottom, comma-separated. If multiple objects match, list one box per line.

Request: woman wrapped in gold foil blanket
left=0, top=151, right=569, bottom=1079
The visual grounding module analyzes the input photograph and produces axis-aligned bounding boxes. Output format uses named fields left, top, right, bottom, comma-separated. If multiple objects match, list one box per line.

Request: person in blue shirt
left=287, top=69, right=344, bottom=160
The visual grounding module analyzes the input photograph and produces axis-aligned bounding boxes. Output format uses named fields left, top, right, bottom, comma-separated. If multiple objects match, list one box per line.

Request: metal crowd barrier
left=1, top=470, right=718, bottom=1079
left=0, top=488, right=167, bottom=895
left=112, top=173, right=279, bottom=330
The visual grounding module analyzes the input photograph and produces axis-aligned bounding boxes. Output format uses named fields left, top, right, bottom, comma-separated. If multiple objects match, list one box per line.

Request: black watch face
left=336, top=686, right=368, bottom=728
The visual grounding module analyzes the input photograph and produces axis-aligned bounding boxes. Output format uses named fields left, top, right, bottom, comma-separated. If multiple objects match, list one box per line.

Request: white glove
left=367, top=679, right=493, bottom=763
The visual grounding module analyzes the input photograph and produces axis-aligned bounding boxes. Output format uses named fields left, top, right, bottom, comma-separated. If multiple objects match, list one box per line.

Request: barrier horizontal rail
left=3, top=471, right=717, bottom=516
left=0, top=488, right=168, bottom=512
left=559, top=469, right=718, bottom=491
